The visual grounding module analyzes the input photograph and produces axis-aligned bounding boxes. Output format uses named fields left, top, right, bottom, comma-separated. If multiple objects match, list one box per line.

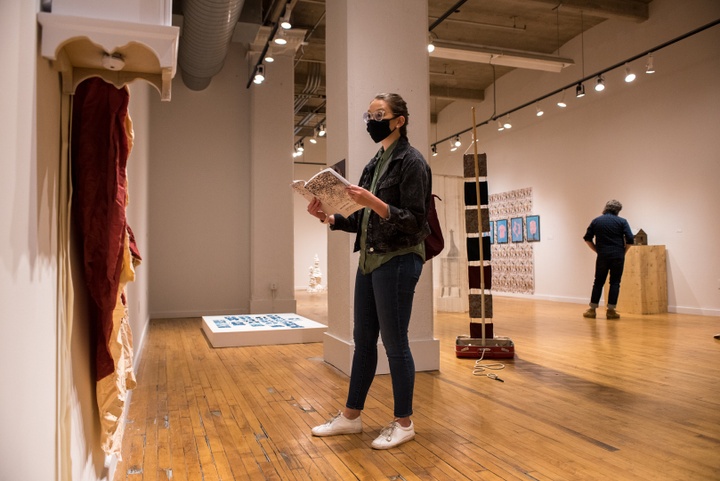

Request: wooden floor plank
left=115, top=295, right=720, bottom=481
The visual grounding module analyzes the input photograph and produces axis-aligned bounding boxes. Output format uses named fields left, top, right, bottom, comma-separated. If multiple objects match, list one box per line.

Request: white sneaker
left=311, top=412, right=362, bottom=437
left=371, top=421, right=415, bottom=449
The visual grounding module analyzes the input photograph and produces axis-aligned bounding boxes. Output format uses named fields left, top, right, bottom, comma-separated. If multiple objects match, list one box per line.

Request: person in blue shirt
left=583, top=200, right=634, bottom=319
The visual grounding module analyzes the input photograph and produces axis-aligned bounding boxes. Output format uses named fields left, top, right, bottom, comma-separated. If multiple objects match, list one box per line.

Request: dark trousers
left=346, top=253, right=422, bottom=418
left=590, top=256, right=625, bottom=308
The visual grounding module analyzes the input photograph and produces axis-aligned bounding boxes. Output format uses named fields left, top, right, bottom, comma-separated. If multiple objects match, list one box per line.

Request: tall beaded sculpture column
left=455, top=108, right=514, bottom=360
left=463, top=152, right=493, bottom=340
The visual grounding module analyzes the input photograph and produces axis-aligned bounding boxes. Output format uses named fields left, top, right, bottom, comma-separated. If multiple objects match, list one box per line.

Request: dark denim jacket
left=331, top=136, right=431, bottom=254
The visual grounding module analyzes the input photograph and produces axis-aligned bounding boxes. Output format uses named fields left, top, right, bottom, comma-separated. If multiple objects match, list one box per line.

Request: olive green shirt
left=358, top=141, right=424, bottom=275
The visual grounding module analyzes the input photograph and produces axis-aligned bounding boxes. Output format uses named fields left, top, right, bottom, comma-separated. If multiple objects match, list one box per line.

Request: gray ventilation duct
left=178, top=0, right=247, bottom=90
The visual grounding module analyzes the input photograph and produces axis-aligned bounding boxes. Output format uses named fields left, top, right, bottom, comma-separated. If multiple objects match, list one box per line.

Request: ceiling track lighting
left=576, top=82, right=585, bottom=98
left=450, top=135, right=461, bottom=151
left=431, top=21, right=714, bottom=150
left=280, top=8, right=292, bottom=30
left=292, top=140, right=305, bottom=158
left=274, top=29, right=287, bottom=45
left=557, top=91, right=567, bottom=108
left=253, top=64, right=265, bottom=84
left=427, top=32, right=437, bottom=53
left=431, top=144, right=438, bottom=156
left=646, top=53, right=655, bottom=74
left=624, top=64, right=636, bottom=82
left=535, top=103, right=544, bottom=117
left=502, top=116, right=512, bottom=129
left=594, top=75, right=605, bottom=92
left=318, top=123, right=326, bottom=137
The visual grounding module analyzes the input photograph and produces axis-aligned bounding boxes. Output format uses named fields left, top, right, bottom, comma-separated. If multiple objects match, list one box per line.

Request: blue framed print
left=511, top=217, right=524, bottom=243
left=526, top=215, right=540, bottom=241
left=496, top=219, right=508, bottom=244
left=489, top=220, right=495, bottom=244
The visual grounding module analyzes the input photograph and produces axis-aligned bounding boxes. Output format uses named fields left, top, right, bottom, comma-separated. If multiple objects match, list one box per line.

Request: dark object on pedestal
left=634, top=229, right=647, bottom=245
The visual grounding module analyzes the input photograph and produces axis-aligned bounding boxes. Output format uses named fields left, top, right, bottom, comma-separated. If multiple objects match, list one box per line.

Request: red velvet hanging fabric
left=72, top=77, right=142, bottom=456
left=71, top=77, right=134, bottom=381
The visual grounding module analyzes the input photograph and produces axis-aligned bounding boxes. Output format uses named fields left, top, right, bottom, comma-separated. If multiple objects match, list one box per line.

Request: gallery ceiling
left=174, top=0, right=653, bottom=144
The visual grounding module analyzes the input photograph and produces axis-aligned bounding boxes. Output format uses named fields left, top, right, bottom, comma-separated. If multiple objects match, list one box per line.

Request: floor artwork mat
left=201, top=313, right=327, bottom=348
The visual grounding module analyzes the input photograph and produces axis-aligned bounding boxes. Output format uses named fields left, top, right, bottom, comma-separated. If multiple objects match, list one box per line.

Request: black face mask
left=366, top=118, right=396, bottom=143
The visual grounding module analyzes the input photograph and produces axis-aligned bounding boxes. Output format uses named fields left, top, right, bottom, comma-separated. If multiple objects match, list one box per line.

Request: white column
left=248, top=46, right=297, bottom=314
left=323, top=0, right=439, bottom=375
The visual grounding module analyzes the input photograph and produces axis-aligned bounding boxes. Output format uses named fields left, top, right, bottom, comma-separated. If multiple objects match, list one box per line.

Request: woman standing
left=306, top=92, right=431, bottom=449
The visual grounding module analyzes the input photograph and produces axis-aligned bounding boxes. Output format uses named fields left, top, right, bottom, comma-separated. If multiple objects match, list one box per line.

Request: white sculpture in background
left=307, top=254, right=325, bottom=293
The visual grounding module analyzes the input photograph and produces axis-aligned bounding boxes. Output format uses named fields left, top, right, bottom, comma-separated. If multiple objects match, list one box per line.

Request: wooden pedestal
left=605, top=245, right=667, bottom=314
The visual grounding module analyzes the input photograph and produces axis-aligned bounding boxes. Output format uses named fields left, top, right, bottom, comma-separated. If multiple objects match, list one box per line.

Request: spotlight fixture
left=576, top=83, right=585, bottom=98
left=253, top=64, right=265, bottom=84
left=318, top=124, right=326, bottom=137
left=503, top=116, right=512, bottom=129
left=624, top=65, right=636, bottom=83
left=536, top=104, right=544, bottom=117
left=431, top=144, right=438, bottom=156
left=427, top=33, right=436, bottom=53
left=646, top=53, right=655, bottom=74
left=296, top=141, right=304, bottom=152
left=453, top=135, right=462, bottom=147
left=309, top=133, right=318, bottom=144
left=274, top=30, right=287, bottom=45
left=594, top=75, right=605, bottom=92
left=280, top=10, right=292, bottom=30
left=557, top=91, right=567, bottom=108
left=264, top=55, right=274, bottom=63
left=497, top=120, right=505, bottom=131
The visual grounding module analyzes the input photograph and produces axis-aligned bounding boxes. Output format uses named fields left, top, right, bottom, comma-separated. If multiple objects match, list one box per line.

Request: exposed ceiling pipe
left=294, top=62, right=321, bottom=115
left=178, top=0, right=247, bottom=90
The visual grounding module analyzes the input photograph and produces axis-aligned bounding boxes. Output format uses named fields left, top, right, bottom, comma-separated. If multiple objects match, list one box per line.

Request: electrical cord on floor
left=472, top=349, right=506, bottom=381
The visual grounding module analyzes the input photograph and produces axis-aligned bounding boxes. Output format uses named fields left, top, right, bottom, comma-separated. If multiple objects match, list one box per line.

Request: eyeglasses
left=362, top=110, right=397, bottom=123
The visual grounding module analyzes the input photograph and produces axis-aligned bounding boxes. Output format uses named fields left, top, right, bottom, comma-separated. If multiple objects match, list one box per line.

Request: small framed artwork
left=526, top=215, right=540, bottom=241
left=496, top=219, right=509, bottom=244
left=489, top=221, right=495, bottom=244
left=511, top=217, right=524, bottom=243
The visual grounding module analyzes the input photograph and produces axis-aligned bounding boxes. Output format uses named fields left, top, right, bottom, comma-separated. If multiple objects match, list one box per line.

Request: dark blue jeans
left=346, top=253, right=423, bottom=418
left=590, top=256, right=625, bottom=308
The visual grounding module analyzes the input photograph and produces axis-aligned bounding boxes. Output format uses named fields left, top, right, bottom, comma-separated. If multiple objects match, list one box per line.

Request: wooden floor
left=115, top=294, right=720, bottom=481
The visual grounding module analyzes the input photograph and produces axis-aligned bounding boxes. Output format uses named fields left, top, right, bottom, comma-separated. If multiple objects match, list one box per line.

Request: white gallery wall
left=293, top=156, right=330, bottom=290
left=148, top=42, right=252, bottom=318
left=126, top=82, right=153, bottom=357
left=1, top=2, right=59, bottom=480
